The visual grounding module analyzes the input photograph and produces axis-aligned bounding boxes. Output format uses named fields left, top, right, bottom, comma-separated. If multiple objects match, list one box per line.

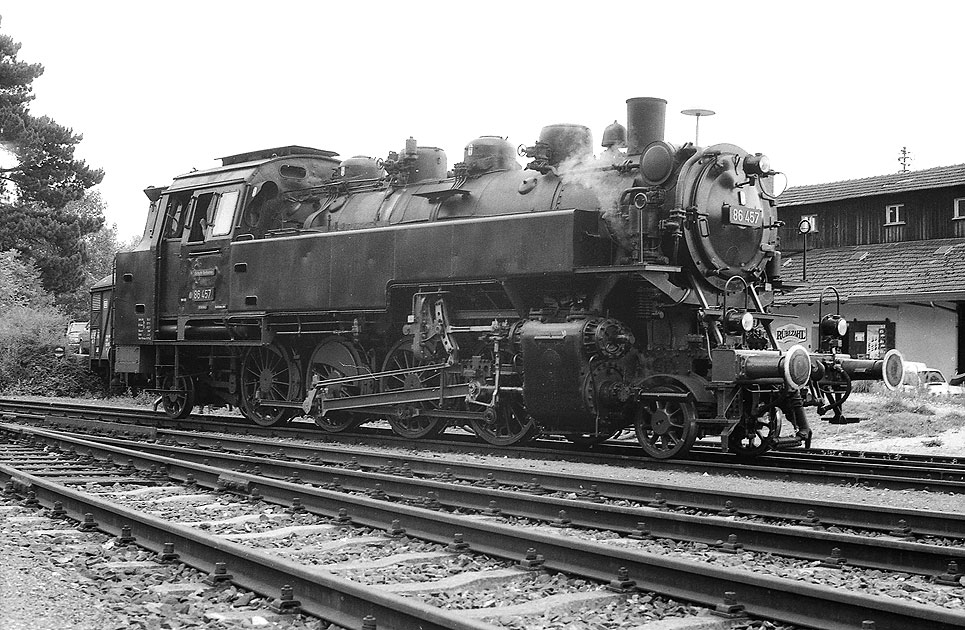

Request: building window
left=799, top=214, right=817, bottom=233
left=954, top=198, right=965, bottom=220
left=885, top=203, right=904, bottom=226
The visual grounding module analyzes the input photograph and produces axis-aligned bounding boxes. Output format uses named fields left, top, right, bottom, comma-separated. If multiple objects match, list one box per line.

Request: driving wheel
left=380, top=336, right=447, bottom=439
left=469, top=394, right=537, bottom=446
left=239, top=342, right=302, bottom=426
left=306, top=337, right=369, bottom=433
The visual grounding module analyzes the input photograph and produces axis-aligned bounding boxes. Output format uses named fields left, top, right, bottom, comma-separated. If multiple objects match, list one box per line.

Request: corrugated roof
left=776, top=163, right=965, bottom=207
left=773, top=237, right=965, bottom=306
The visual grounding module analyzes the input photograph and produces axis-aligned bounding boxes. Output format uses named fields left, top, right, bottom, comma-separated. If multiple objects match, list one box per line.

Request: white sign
left=775, top=323, right=809, bottom=351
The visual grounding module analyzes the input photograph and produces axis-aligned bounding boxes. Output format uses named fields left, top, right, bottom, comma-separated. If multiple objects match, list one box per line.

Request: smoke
left=555, top=149, right=633, bottom=241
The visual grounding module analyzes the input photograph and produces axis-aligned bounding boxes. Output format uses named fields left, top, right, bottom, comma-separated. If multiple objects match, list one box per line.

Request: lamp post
left=798, top=218, right=812, bottom=281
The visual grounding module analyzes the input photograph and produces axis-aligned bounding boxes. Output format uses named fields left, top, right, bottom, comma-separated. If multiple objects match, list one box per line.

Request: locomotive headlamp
left=744, top=153, right=771, bottom=176
left=740, top=311, right=755, bottom=332
left=819, top=314, right=848, bottom=338
left=723, top=309, right=755, bottom=334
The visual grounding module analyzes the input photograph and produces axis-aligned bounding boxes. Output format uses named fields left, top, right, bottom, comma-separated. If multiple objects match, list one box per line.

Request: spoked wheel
left=469, top=395, right=538, bottom=446
left=380, top=336, right=447, bottom=439
left=239, top=343, right=302, bottom=426
left=306, top=337, right=370, bottom=433
left=634, top=387, right=697, bottom=459
left=729, top=406, right=784, bottom=457
left=160, top=373, right=195, bottom=420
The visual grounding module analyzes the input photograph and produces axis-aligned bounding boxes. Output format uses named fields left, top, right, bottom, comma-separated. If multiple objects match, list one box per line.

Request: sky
left=2, top=1, right=963, bottom=240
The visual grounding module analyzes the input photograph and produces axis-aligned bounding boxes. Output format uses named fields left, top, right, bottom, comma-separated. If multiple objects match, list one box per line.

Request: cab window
left=163, top=193, right=192, bottom=239
left=187, top=193, right=215, bottom=242
left=187, top=190, right=239, bottom=242
left=210, top=190, right=240, bottom=236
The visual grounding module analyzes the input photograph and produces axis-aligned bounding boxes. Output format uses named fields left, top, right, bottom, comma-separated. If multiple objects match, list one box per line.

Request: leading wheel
left=306, top=337, right=369, bottom=433
left=729, top=406, right=783, bottom=457
left=634, top=387, right=697, bottom=459
left=239, top=343, right=302, bottom=427
left=380, top=336, right=447, bottom=439
left=160, top=373, right=195, bottom=420
left=469, top=395, right=537, bottom=446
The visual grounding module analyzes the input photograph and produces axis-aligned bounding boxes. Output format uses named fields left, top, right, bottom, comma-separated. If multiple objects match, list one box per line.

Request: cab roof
left=219, top=145, right=338, bottom=166
left=167, top=146, right=341, bottom=193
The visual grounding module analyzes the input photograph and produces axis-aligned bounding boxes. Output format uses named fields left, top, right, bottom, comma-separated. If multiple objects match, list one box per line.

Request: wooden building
left=772, top=164, right=965, bottom=381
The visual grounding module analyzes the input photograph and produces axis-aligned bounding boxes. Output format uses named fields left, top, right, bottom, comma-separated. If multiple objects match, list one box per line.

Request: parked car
left=66, top=321, right=91, bottom=355
left=902, top=361, right=964, bottom=396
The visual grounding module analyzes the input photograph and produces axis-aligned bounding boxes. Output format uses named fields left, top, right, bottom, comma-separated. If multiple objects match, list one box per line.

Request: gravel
left=6, top=396, right=965, bottom=629
left=0, top=497, right=333, bottom=630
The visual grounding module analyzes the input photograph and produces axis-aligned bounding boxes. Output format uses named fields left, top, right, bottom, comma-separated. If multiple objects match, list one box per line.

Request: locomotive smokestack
left=626, top=97, right=667, bottom=155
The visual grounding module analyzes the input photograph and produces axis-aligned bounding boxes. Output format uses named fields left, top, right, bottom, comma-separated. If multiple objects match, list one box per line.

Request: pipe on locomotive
left=626, top=97, right=667, bottom=154
left=811, top=349, right=904, bottom=389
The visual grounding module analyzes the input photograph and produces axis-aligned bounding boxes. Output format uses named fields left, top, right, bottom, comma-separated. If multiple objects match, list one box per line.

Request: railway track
left=2, top=419, right=965, bottom=629
left=0, top=437, right=492, bottom=629
left=40, top=419, right=965, bottom=573
left=3, top=397, right=965, bottom=493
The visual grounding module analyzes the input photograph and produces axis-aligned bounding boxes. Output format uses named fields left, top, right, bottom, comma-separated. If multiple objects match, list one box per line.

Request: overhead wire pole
left=681, top=108, right=715, bottom=145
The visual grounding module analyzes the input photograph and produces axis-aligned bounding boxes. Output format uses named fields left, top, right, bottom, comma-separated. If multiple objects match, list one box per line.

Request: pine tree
left=0, top=17, right=105, bottom=304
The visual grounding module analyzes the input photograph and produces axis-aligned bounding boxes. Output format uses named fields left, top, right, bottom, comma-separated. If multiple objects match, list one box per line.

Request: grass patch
left=881, top=397, right=936, bottom=415
left=838, top=390, right=965, bottom=438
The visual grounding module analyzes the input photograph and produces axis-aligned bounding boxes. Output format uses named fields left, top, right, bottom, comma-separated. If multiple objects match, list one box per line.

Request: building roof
left=777, top=163, right=965, bottom=207
left=774, top=237, right=965, bottom=306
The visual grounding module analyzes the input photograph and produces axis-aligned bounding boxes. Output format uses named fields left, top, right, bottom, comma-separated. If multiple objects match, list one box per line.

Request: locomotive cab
left=111, top=146, right=340, bottom=416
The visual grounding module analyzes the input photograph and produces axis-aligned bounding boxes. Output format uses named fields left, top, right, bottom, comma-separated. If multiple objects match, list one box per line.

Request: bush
left=0, top=305, right=102, bottom=396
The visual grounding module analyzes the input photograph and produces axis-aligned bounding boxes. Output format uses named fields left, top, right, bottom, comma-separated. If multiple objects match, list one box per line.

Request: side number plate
left=191, top=288, right=214, bottom=302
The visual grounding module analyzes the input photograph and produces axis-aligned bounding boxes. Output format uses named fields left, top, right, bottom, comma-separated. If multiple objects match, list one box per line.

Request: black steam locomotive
left=89, top=97, right=903, bottom=458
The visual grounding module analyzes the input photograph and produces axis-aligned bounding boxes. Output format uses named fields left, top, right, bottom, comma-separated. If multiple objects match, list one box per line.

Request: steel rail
left=13, top=413, right=965, bottom=541
left=5, top=398, right=965, bottom=489
left=0, top=463, right=495, bottom=630
left=124, top=423, right=965, bottom=540
left=2, top=424, right=962, bottom=630
left=597, top=439, right=965, bottom=483
left=28, top=406, right=965, bottom=495
left=73, top=429, right=965, bottom=578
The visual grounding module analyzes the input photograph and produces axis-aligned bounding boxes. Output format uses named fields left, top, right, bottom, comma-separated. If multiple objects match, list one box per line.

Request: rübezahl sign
left=775, top=323, right=809, bottom=351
